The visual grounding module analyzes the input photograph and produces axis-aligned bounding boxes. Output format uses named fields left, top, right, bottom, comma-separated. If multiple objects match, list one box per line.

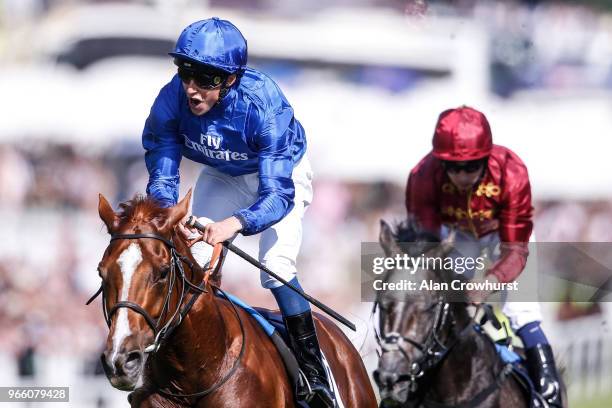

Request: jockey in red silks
left=405, top=106, right=562, bottom=407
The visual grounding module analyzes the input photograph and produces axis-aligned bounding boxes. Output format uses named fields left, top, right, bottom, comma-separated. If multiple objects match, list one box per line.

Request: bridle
left=87, top=231, right=246, bottom=400
left=87, top=233, right=206, bottom=353
left=374, top=297, right=515, bottom=408
left=374, top=298, right=458, bottom=393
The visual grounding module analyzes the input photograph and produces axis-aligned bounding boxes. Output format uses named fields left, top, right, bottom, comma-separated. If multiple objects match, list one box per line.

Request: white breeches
left=188, top=156, right=313, bottom=289
left=440, top=226, right=542, bottom=331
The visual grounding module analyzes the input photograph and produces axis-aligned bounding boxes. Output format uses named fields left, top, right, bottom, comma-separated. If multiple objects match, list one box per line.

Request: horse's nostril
left=124, top=351, right=142, bottom=372
left=375, top=369, right=399, bottom=388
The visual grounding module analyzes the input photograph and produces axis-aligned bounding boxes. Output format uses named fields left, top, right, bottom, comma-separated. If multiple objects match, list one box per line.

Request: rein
left=374, top=300, right=513, bottom=407
left=86, top=233, right=204, bottom=352
left=86, top=231, right=246, bottom=401
left=158, top=285, right=247, bottom=400
left=374, top=300, right=458, bottom=392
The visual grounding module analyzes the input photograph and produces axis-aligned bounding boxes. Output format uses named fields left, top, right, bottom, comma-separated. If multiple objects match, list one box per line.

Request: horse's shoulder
left=312, top=311, right=339, bottom=333
left=312, top=312, right=354, bottom=352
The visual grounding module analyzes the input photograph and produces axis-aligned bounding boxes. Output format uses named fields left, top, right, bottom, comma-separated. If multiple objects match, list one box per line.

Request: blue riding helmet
left=169, top=17, right=248, bottom=74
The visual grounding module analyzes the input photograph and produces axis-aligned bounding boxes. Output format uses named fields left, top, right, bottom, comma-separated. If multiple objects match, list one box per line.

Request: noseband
left=375, top=299, right=515, bottom=407
left=374, top=299, right=457, bottom=392
left=87, top=232, right=205, bottom=353
left=87, top=231, right=247, bottom=400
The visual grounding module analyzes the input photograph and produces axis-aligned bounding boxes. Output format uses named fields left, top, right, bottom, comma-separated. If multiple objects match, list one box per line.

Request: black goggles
left=442, top=159, right=486, bottom=174
left=177, top=66, right=226, bottom=89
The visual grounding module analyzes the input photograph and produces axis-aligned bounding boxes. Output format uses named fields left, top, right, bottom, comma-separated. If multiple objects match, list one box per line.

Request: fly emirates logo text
left=184, top=133, right=249, bottom=161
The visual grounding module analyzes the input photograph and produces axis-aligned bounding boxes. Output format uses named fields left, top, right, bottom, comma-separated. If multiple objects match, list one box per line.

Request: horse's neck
left=149, top=233, right=232, bottom=392
left=430, top=306, right=502, bottom=399
left=172, top=230, right=205, bottom=283
left=150, top=289, right=233, bottom=393
left=425, top=271, right=504, bottom=398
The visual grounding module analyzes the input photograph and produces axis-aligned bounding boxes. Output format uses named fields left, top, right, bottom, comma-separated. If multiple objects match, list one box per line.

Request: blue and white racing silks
left=142, top=68, right=307, bottom=236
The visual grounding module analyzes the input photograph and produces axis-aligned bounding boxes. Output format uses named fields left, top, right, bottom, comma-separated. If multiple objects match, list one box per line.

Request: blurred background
left=0, top=0, right=611, bottom=406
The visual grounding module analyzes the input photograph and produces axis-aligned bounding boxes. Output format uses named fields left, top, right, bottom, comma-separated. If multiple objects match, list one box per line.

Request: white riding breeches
left=440, top=226, right=542, bottom=331
left=188, top=156, right=313, bottom=289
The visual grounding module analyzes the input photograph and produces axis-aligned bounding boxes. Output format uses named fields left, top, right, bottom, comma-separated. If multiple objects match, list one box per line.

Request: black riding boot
left=284, top=311, right=335, bottom=408
left=525, top=343, right=562, bottom=408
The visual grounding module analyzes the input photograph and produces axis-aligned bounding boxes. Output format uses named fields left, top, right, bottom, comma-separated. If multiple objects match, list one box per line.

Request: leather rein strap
left=158, top=285, right=246, bottom=400
left=87, top=233, right=205, bottom=350
left=374, top=300, right=514, bottom=407
left=86, top=232, right=245, bottom=401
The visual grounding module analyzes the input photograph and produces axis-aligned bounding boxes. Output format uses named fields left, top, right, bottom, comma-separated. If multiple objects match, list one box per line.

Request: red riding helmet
left=432, top=106, right=493, bottom=161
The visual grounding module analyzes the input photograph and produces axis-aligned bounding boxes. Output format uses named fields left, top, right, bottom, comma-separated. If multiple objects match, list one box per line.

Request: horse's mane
left=393, top=216, right=440, bottom=256
left=116, top=194, right=168, bottom=228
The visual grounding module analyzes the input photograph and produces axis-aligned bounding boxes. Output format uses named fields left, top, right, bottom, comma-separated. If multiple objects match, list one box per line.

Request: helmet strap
left=215, top=76, right=235, bottom=105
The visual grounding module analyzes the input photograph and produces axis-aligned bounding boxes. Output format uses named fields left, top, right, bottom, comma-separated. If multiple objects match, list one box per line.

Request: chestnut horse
left=93, top=191, right=376, bottom=407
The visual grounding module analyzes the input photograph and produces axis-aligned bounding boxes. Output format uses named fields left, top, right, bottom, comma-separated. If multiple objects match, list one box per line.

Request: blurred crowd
left=2, top=1, right=612, bottom=99
left=3, top=140, right=612, bottom=238
left=0, top=141, right=610, bottom=370
left=0, top=0, right=610, bottom=400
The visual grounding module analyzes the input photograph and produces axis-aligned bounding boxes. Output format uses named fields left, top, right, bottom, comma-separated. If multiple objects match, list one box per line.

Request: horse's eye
left=159, top=265, right=171, bottom=280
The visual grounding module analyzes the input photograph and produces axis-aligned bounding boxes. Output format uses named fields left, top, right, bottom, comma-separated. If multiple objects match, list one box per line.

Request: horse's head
left=96, top=190, right=194, bottom=390
left=373, top=219, right=457, bottom=407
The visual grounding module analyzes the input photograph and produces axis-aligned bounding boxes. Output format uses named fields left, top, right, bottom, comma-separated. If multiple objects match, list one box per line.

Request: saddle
left=199, top=245, right=339, bottom=407
left=476, top=306, right=549, bottom=408
left=198, top=248, right=304, bottom=396
left=212, top=290, right=302, bottom=387
left=214, top=290, right=341, bottom=408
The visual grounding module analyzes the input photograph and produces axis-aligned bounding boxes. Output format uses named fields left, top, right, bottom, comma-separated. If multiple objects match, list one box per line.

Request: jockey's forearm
left=144, top=144, right=182, bottom=208
left=487, top=242, right=529, bottom=283
left=233, top=192, right=294, bottom=235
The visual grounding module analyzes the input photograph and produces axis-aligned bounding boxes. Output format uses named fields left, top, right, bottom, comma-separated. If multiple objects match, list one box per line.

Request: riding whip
left=186, top=216, right=356, bottom=331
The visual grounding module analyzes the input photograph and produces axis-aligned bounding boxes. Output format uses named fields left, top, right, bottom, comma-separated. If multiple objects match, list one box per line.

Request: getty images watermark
left=361, top=242, right=612, bottom=303
left=370, top=252, right=518, bottom=293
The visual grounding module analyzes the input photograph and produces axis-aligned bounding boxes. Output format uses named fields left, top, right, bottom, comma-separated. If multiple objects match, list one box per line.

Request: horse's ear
left=165, top=189, right=192, bottom=229
left=428, top=227, right=455, bottom=258
left=98, top=194, right=119, bottom=234
left=379, top=219, right=399, bottom=256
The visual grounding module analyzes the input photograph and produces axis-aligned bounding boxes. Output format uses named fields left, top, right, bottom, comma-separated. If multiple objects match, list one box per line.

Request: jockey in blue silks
left=142, top=17, right=333, bottom=407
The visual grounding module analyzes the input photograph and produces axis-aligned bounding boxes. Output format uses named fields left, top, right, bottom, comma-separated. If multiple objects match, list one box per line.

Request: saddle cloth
left=476, top=324, right=543, bottom=408
left=214, top=289, right=345, bottom=408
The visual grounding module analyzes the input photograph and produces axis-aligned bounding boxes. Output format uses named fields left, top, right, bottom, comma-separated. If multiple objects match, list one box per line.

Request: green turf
left=571, top=393, right=612, bottom=408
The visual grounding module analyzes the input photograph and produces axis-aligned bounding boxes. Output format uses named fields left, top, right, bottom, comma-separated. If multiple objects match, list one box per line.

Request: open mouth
left=101, top=350, right=145, bottom=391
left=379, top=384, right=409, bottom=405
left=109, top=374, right=138, bottom=391
left=189, top=97, right=203, bottom=108
left=380, top=397, right=405, bottom=408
